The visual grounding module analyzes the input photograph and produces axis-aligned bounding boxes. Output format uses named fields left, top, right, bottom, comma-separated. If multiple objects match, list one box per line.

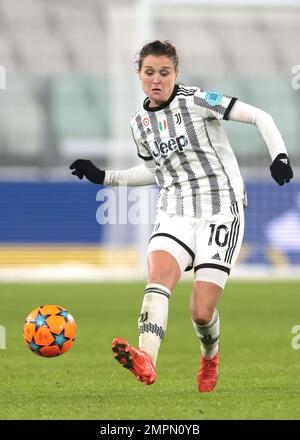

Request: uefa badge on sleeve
left=205, top=91, right=223, bottom=106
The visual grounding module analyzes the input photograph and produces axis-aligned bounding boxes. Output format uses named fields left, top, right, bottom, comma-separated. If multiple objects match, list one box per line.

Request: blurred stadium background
left=0, top=0, right=299, bottom=282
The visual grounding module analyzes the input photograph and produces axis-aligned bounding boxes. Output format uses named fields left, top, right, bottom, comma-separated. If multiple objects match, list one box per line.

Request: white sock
left=138, top=283, right=170, bottom=366
left=192, top=309, right=220, bottom=359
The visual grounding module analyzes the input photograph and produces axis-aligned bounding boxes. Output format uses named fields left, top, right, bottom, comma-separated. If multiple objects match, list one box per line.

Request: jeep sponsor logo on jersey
left=150, top=135, right=189, bottom=159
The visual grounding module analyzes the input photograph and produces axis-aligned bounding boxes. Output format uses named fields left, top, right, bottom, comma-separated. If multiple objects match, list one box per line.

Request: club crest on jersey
left=205, top=91, right=223, bottom=106
left=158, top=119, right=168, bottom=132
left=175, top=113, right=182, bottom=124
left=150, top=135, right=189, bottom=159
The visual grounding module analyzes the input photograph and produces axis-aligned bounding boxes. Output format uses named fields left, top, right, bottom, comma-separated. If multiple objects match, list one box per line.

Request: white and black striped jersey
left=130, top=84, right=246, bottom=218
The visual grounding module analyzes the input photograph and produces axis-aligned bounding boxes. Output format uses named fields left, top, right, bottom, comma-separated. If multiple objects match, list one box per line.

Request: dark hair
left=137, top=40, right=179, bottom=71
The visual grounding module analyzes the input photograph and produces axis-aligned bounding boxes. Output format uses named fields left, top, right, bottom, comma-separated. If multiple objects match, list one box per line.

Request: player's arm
left=228, top=100, right=293, bottom=186
left=105, top=160, right=156, bottom=186
left=69, top=159, right=156, bottom=186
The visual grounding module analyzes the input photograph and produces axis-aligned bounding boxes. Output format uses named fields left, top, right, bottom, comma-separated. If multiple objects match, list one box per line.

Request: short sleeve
left=130, top=117, right=153, bottom=161
left=194, top=89, right=237, bottom=120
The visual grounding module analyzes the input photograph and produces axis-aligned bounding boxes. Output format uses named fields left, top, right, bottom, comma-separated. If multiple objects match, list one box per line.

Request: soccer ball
left=23, top=305, right=76, bottom=357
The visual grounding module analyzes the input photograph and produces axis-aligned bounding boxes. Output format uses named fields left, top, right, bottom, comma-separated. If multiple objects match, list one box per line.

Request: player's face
left=139, top=55, right=178, bottom=107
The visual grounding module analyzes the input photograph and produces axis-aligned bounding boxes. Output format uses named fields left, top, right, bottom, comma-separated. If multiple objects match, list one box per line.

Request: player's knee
left=191, top=308, right=215, bottom=325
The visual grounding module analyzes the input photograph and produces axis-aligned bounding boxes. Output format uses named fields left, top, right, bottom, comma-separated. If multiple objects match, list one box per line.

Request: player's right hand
left=270, top=153, right=293, bottom=186
left=69, top=159, right=105, bottom=184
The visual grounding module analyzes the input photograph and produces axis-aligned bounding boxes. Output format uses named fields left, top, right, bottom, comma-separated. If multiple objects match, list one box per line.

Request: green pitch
left=0, top=281, right=299, bottom=420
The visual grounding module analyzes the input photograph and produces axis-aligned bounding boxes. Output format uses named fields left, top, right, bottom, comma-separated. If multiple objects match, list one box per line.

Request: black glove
left=69, top=159, right=105, bottom=184
left=270, top=153, right=293, bottom=186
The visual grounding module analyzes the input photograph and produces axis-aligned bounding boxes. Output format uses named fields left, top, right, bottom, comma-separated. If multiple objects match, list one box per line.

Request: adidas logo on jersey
left=150, top=135, right=189, bottom=159
left=211, top=253, right=221, bottom=260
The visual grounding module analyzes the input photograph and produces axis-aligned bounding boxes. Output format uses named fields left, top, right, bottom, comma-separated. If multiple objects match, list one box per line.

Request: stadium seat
left=0, top=32, right=16, bottom=72
left=0, top=2, right=298, bottom=164
left=0, top=0, right=46, bottom=28
left=13, top=27, right=70, bottom=73
left=51, top=76, right=108, bottom=152
left=0, top=76, right=44, bottom=157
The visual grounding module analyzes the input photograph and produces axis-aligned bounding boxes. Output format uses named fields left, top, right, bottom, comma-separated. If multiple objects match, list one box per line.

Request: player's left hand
left=270, top=153, right=293, bottom=186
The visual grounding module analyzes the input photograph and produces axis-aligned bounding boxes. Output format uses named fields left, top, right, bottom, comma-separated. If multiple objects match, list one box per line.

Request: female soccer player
left=70, top=40, right=293, bottom=392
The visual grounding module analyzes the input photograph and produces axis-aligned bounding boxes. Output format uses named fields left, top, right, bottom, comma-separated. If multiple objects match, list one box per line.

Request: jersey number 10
left=208, top=224, right=229, bottom=248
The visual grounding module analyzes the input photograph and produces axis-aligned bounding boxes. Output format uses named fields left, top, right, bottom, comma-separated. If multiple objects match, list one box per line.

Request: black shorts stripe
left=228, top=203, right=241, bottom=263
left=224, top=203, right=238, bottom=263
left=194, top=263, right=230, bottom=275
left=149, top=232, right=195, bottom=263
left=225, top=202, right=240, bottom=264
left=184, top=264, right=193, bottom=272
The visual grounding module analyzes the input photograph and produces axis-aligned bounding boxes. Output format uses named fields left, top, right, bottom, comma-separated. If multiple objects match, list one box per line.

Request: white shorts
left=147, top=200, right=244, bottom=289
